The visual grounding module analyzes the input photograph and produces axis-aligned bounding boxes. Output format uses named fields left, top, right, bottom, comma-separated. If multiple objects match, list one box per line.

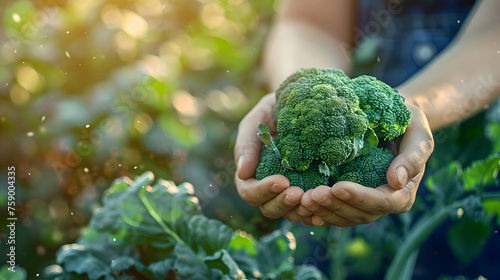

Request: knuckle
left=373, top=198, right=391, bottom=214
left=260, top=207, right=275, bottom=218
left=354, top=215, right=374, bottom=225
left=240, top=191, right=259, bottom=207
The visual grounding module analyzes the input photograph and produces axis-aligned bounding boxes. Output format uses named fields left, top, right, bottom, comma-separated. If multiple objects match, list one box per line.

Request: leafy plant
left=31, top=172, right=326, bottom=280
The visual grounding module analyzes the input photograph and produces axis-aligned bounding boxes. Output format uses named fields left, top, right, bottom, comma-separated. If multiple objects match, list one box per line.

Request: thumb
left=387, top=105, right=434, bottom=189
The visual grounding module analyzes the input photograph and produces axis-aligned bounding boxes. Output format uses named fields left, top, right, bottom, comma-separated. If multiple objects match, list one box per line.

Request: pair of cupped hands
left=234, top=93, right=434, bottom=227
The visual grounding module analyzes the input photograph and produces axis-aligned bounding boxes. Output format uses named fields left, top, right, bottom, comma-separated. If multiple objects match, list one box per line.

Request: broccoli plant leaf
left=359, top=127, right=379, bottom=156
left=188, top=214, right=234, bottom=255
left=483, top=200, right=500, bottom=225
left=256, top=229, right=294, bottom=276
left=293, top=265, right=327, bottom=280
left=318, top=162, right=330, bottom=177
left=0, top=265, right=27, bottom=280
left=205, top=249, right=245, bottom=279
left=425, top=161, right=464, bottom=206
left=147, top=259, right=175, bottom=279
left=174, top=244, right=211, bottom=279
left=257, top=122, right=281, bottom=158
left=55, top=244, right=113, bottom=280
left=110, top=256, right=146, bottom=274
left=446, top=217, right=493, bottom=264
left=462, top=154, right=500, bottom=191
left=349, top=128, right=379, bottom=163
left=117, top=178, right=202, bottom=249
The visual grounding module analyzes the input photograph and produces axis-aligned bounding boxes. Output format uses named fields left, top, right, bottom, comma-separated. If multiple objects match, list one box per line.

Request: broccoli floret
left=338, top=148, right=394, bottom=188
left=255, top=67, right=411, bottom=191
left=347, top=75, right=411, bottom=140
left=255, top=146, right=330, bottom=191
left=276, top=75, right=369, bottom=171
left=274, top=68, right=350, bottom=118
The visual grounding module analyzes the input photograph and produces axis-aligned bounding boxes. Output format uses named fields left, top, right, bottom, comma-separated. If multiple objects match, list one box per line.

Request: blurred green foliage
left=0, top=0, right=499, bottom=279
left=0, top=0, right=280, bottom=275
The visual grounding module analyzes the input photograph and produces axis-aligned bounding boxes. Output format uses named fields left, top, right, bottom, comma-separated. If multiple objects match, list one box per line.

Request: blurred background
left=1, top=0, right=499, bottom=279
left=0, top=0, right=281, bottom=275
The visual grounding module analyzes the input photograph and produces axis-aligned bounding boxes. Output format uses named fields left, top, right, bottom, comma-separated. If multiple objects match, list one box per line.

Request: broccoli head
left=338, top=148, right=394, bottom=188
left=274, top=68, right=350, bottom=117
left=255, top=67, right=411, bottom=191
left=347, top=75, right=411, bottom=140
left=276, top=74, right=369, bottom=171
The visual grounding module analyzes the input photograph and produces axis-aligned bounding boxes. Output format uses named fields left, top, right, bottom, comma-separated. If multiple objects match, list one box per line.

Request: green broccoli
left=276, top=75, right=369, bottom=171
left=255, top=67, right=411, bottom=191
left=274, top=68, right=350, bottom=117
left=347, top=75, right=411, bottom=140
left=338, top=148, right=394, bottom=188
left=256, top=145, right=330, bottom=191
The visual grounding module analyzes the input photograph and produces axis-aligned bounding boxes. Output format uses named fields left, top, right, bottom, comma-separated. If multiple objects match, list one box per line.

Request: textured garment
left=355, top=0, right=477, bottom=87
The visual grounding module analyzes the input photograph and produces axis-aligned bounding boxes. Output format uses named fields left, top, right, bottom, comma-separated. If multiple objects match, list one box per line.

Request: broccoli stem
left=384, top=200, right=463, bottom=280
left=384, top=191, right=500, bottom=280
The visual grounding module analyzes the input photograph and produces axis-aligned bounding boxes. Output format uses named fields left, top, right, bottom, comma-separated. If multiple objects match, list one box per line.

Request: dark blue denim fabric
left=356, top=0, right=477, bottom=87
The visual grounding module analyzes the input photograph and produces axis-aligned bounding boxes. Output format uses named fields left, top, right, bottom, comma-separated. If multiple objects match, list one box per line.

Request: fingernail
left=396, top=166, right=408, bottom=187
left=332, top=189, right=351, bottom=201
left=284, top=194, right=297, bottom=206
left=297, top=206, right=310, bottom=216
left=271, top=183, right=285, bottom=193
left=318, top=196, right=332, bottom=207
left=237, top=155, right=246, bottom=170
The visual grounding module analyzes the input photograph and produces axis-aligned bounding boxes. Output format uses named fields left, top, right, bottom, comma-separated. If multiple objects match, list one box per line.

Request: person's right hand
left=234, top=93, right=314, bottom=225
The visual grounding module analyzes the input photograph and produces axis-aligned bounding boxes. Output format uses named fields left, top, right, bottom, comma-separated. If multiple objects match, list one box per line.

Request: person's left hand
left=297, top=105, right=434, bottom=227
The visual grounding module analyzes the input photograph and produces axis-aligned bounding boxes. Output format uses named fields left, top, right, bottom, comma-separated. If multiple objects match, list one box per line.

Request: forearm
left=262, top=0, right=356, bottom=91
left=398, top=36, right=500, bottom=130
left=263, top=20, right=353, bottom=90
left=397, top=1, right=500, bottom=130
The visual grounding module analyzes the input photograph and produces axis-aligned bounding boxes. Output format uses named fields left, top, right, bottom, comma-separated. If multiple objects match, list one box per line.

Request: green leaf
left=424, top=161, right=463, bottom=205
left=358, top=127, right=379, bottom=156
left=462, top=195, right=485, bottom=221
left=229, top=232, right=258, bottom=256
left=256, top=229, right=294, bottom=276
left=174, top=244, right=211, bottom=279
left=462, top=154, right=500, bottom=191
left=116, top=177, right=201, bottom=249
left=205, top=250, right=245, bottom=279
left=91, top=172, right=154, bottom=233
left=318, top=162, right=330, bottom=177
left=0, top=265, right=27, bottom=280
left=110, top=256, right=145, bottom=274
left=294, top=265, right=326, bottom=280
left=188, top=215, right=234, bottom=255
left=483, top=200, right=500, bottom=225
left=147, top=259, right=175, bottom=279
left=56, top=244, right=113, bottom=280
left=446, top=217, right=493, bottom=264
left=257, top=122, right=281, bottom=158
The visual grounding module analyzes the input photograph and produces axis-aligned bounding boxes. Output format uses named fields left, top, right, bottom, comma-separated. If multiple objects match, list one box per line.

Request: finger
left=387, top=105, right=434, bottom=189
left=301, top=218, right=316, bottom=227
left=235, top=175, right=290, bottom=206
left=298, top=189, right=320, bottom=215
left=260, top=186, right=303, bottom=219
left=310, top=186, right=382, bottom=225
left=284, top=205, right=312, bottom=223
left=311, top=211, right=352, bottom=227
left=234, top=93, right=277, bottom=180
left=330, top=181, right=417, bottom=214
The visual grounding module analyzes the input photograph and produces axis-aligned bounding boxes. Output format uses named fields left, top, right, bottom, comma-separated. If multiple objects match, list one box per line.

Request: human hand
left=298, top=105, right=434, bottom=227
left=234, top=93, right=314, bottom=225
